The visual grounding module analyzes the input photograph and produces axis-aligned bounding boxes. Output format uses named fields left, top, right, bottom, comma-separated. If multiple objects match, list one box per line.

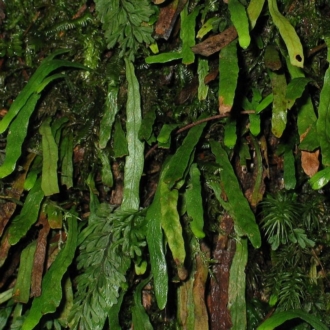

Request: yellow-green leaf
left=228, top=0, right=251, bottom=49
left=268, top=0, right=304, bottom=68
left=160, top=180, right=186, bottom=279
left=247, top=0, right=265, bottom=29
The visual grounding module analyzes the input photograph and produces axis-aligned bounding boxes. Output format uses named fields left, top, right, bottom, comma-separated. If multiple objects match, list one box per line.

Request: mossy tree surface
left=0, top=0, right=330, bottom=329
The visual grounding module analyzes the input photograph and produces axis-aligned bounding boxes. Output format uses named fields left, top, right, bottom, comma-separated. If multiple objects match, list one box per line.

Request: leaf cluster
left=69, top=203, right=147, bottom=329
left=94, top=0, right=155, bottom=61
left=260, top=192, right=322, bottom=250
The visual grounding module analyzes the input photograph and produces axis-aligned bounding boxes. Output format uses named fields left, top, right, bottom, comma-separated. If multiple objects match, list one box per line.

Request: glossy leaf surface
left=122, top=59, right=144, bottom=211
left=268, top=0, right=304, bottom=67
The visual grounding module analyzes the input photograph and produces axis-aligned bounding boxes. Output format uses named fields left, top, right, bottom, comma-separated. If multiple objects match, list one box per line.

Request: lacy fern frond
left=94, top=0, right=155, bottom=61
left=69, top=203, right=147, bottom=329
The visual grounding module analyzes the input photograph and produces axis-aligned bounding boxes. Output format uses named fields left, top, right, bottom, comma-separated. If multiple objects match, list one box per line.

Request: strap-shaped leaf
left=131, top=276, right=153, bottom=330
left=99, top=83, right=119, bottom=149
left=60, top=131, right=74, bottom=189
left=316, top=66, right=330, bottom=166
left=0, top=93, right=41, bottom=178
left=121, top=59, right=144, bottom=211
left=219, top=41, right=239, bottom=114
left=198, top=58, right=209, bottom=101
left=22, top=214, right=77, bottom=330
left=160, top=180, right=187, bottom=280
left=283, top=149, right=296, bottom=190
left=228, top=239, right=248, bottom=329
left=146, top=204, right=168, bottom=309
left=163, top=120, right=206, bottom=189
left=12, top=241, right=37, bottom=303
left=247, top=0, right=265, bottom=29
left=209, top=141, right=261, bottom=248
left=8, top=178, right=44, bottom=245
left=185, top=164, right=205, bottom=238
left=180, top=4, right=200, bottom=64
left=40, top=117, right=60, bottom=196
left=268, top=0, right=304, bottom=68
left=0, top=52, right=88, bottom=134
left=257, top=310, right=328, bottom=330
left=270, top=71, right=287, bottom=138
left=228, top=0, right=250, bottom=49
left=309, top=167, right=330, bottom=190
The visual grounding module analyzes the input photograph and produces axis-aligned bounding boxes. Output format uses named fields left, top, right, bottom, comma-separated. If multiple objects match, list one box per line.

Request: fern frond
left=94, top=0, right=155, bottom=61
left=69, top=203, right=147, bottom=329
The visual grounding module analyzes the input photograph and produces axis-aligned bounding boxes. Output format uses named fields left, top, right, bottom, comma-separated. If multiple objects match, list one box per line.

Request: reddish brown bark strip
left=154, top=0, right=188, bottom=40
left=208, top=213, right=235, bottom=330
left=191, top=26, right=238, bottom=57
left=30, top=214, right=50, bottom=297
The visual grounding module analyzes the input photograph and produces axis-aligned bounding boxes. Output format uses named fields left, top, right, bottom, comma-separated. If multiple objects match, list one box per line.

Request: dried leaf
left=191, top=26, right=238, bottom=57
left=301, top=150, right=319, bottom=177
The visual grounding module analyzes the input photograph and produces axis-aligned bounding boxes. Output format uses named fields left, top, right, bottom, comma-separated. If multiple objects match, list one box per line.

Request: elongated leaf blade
left=8, top=178, right=44, bottom=245
left=99, top=84, right=119, bottom=149
left=163, top=120, right=206, bottom=189
left=270, top=72, right=287, bottom=138
left=12, top=241, right=37, bottom=303
left=60, top=131, right=74, bottom=189
left=209, top=141, right=261, bottom=248
left=121, top=59, right=144, bottom=211
left=22, top=214, right=77, bottom=330
left=316, top=67, right=330, bottom=166
left=145, top=52, right=182, bottom=64
left=198, top=58, right=209, bottom=101
left=0, top=56, right=87, bottom=134
left=228, top=239, right=248, bottom=330
left=228, top=0, right=250, bottom=49
left=160, top=181, right=187, bottom=280
left=40, top=117, right=60, bottom=196
left=180, top=4, right=200, bottom=64
left=219, top=41, right=239, bottom=114
left=257, top=310, right=328, bottom=330
left=0, top=93, right=41, bottom=178
left=132, top=277, right=153, bottom=330
left=185, top=164, right=205, bottom=238
left=146, top=206, right=168, bottom=309
left=309, top=167, right=330, bottom=190
left=268, top=0, right=304, bottom=67
left=247, top=0, right=265, bottom=29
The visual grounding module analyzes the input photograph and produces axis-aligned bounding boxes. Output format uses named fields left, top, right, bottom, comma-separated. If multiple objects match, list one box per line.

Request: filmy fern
left=94, top=0, right=155, bottom=61
left=69, top=203, right=147, bottom=329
